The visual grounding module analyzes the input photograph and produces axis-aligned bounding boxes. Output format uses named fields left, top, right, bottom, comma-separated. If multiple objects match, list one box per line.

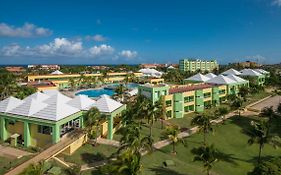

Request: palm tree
left=155, top=96, right=166, bottom=129
left=114, top=84, right=127, bottom=102
left=68, top=77, right=76, bottom=91
left=83, top=107, right=102, bottom=140
left=146, top=101, right=159, bottom=138
left=215, top=107, right=229, bottom=124
left=248, top=120, right=281, bottom=164
left=0, top=70, right=18, bottom=100
left=192, top=144, right=218, bottom=175
left=260, top=106, right=275, bottom=123
left=162, top=125, right=186, bottom=154
left=191, top=113, right=214, bottom=145
left=230, top=96, right=243, bottom=116
left=20, top=161, right=46, bottom=175
left=238, top=86, right=250, bottom=102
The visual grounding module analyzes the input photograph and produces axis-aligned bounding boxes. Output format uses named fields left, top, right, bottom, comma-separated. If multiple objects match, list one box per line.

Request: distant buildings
left=28, top=65, right=60, bottom=70
left=140, top=63, right=178, bottom=69
left=5, top=66, right=26, bottom=74
left=179, top=59, right=219, bottom=72
left=236, top=61, right=260, bottom=68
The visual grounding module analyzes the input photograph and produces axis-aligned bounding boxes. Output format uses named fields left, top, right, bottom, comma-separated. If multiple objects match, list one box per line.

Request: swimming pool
left=76, top=83, right=139, bottom=98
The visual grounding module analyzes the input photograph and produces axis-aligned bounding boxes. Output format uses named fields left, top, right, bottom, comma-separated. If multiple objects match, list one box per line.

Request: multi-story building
left=28, top=72, right=143, bottom=90
left=139, top=73, right=250, bottom=119
left=179, top=59, right=219, bottom=72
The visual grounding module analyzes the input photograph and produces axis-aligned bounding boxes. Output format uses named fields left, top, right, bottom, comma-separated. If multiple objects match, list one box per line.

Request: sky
left=0, top=0, right=281, bottom=65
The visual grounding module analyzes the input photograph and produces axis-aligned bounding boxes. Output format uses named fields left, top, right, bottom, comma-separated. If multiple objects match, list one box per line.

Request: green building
left=0, top=91, right=125, bottom=148
left=179, top=59, right=219, bottom=72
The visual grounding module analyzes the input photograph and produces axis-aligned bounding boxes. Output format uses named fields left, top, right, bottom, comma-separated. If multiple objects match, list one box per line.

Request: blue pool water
left=76, top=83, right=139, bottom=98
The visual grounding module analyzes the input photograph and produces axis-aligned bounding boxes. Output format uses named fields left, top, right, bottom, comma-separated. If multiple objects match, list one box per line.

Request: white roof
left=221, top=68, right=241, bottom=76
left=206, top=75, right=237, bottom=85
left=0, top=91, right=124, bottom=121
left=240, top=69, right=263, bottom=76
left=0, top=97, right=24, bottom=113
left=167, top=66, right=175, bottom=69
left=51, top=70, right=64, bottom=75
left=24, top=92, right=50, bottom=102
left=139, top=68, right=162, bottom=77
left=205, top=73, right=217, bottom=79
left=8, top=99, right=48, bottom=117
left=226, top=74, right=248, bottom=83
left=67, top=95, right=96, bottom=110
left=33, top=100, right=80, bottom=121
left=254, top=69, right=269, bottom=75
left=92, top=95, right=124, bottom=113
left=185, top=73, right=210, bottom=82
left=42, top=89, right=61, bottom=96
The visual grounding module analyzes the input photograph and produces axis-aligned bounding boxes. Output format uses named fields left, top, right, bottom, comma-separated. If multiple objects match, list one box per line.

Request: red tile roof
left=169, top=84, right=214, bottom=94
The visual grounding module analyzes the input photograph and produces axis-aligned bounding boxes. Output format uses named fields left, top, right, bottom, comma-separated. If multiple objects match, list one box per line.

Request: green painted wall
left=173, top=93, right=184, bottom=118
left=195, top=90, right=204, bottom=112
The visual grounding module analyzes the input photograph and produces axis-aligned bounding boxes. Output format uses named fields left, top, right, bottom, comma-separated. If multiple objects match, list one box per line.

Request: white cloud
left=85, top=34, right=107, bottom=42
left=272, top=0, right=281, bottom=6
left=0, top=22, right=52, bottom=37
left=89, top=44, right=114, bottom=56
left=119, top=50, right=138, bottom=59
left=0, top=38, right=138, bottom=60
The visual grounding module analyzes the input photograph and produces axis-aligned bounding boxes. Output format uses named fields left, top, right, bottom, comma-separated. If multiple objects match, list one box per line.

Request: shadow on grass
left=81, top=152, right=107, bottom=164
left=148, top=166, right=188, bottom=175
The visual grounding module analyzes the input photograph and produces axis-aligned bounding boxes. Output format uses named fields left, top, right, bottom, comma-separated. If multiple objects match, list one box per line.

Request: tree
left=83, top=107, right=102, bottom=140
left=191, top=113, right=214, bottom=145
left=192, top=144, right=219, bottom=175
left=230, top=96, right=243, bottom=116
left=68, top=77, right=76, bottom=91
left=162, top=125, right=186, bottom=154
left=114, top=84, right=127, bottom=102
left=247, top=120, right=281, bottom=164
left=248, top=156, right=281, bottom=175
left=215, top=107, right=229, bottom=124
left=0, top=69, right=20, bottom=100
left=146, top=100, right=161, bottom=138
left=102, top=123, right=152, bottom=175
left=238, top=86, right=250, bottom=102
left=20, top=161, right=46, bottom=175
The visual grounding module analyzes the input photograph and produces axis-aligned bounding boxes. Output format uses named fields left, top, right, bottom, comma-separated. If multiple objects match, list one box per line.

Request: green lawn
left=62, top=144, right=117, bottom=166
left=140, top=116, right=281, bottom=175
left=0, top=155, right=33, bottom=175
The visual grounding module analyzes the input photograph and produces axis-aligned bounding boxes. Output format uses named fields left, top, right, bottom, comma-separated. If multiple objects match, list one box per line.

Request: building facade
left=179, top=59, right=219, bottom=72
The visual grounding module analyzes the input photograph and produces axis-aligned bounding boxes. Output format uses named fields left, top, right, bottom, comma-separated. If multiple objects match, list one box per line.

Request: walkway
left=248, top=95, right=280, bottom=112
left=5, top=131, right=85, bottom=175
left=0, top=145, right=32, bottom=159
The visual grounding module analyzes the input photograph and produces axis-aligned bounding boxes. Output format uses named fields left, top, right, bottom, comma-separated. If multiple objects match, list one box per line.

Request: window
left=204, top=93, right=211, bottom=98
left=219, top=90, right=226, bottom=95
left=166, top=110, right=172, bottom=118
left=8, top=121, right=15, bottom=125
left=184, top=96, right=194, bottom=103
left=38, top=125, right=52, bottom=135
left=166, top=100, right=172, bottom=107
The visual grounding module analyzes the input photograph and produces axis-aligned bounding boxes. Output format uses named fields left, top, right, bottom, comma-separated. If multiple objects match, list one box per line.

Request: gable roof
left=240, top=69, right=263, bottom=76
left=226, top=74, right=248, bottom=83
left=67, top=95, right=96, bottom=110
left=221, top=68, right=241, bottom=76
left=206, top=75, right=236, bottom=85
left=205, top=73, right=217, bottom=79
left=0, top=97, right=24, bottom=113
left=93, top=95, right=124, bottom=113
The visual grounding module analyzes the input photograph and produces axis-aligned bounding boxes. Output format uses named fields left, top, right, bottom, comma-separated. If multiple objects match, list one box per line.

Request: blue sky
left=0, top=0, right=281, bottom=65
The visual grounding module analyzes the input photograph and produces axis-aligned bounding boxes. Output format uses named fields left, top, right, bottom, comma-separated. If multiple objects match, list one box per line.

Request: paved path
left=0, top=145, right=32, bottom=159
left=96, top=138, right=120, bottom=147
left=249, top=95, right=281, bottom=112
left=5, top=131, right=85, bottom=175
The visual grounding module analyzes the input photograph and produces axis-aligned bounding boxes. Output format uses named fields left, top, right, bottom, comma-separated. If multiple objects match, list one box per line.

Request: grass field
left=62, top=144, right=117, bottom=166
left=141, top=115, right=281, bottom=175
left=0, top=155, right=33, bottom=175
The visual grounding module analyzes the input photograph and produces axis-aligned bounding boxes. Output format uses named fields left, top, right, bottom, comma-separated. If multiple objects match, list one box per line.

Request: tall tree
left=215, top=107, right=229, bottom=124
left=83, top=107, right=102, bottom=140
left=247, top=120, right=281, bottom=164
left=238, top=86, right=250, bottom=102
left=192, top=144, right=219, bottom=175
left=191, top=113, right=214, bottom=145
left=162, top=125, right=186, bottom=154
